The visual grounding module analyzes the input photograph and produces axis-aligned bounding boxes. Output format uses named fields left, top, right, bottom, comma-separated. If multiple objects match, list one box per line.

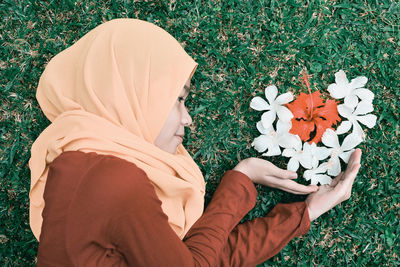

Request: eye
left=178, top=96, right=184, bottom=103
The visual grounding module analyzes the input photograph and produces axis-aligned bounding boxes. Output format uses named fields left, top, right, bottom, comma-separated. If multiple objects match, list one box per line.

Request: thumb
left=330, top=172, right=344, bottom=187
left=310, top=185, right=319, bottom=191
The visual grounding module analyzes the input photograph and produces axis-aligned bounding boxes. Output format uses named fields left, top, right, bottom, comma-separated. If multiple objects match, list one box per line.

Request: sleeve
left=184, top=170, right=311, bottom=267
left=107, top=169, right=258, bottom=267
left=217, top=201, right=311, bottom=267
left=105, top=162, right=310, bottom=267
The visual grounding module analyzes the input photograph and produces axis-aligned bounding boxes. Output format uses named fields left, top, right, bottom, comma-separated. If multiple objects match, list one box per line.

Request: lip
left=175, top=135, right=183, bottom=141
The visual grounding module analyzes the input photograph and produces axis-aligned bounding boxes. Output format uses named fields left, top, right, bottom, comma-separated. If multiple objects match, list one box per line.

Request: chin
left=166, top=145, right=179, bottom=155
left=173, top=145, right=181, bottom=154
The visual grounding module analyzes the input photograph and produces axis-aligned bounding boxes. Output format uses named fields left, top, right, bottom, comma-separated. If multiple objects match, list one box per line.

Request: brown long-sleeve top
left=36, top=150, right=311, bottom=266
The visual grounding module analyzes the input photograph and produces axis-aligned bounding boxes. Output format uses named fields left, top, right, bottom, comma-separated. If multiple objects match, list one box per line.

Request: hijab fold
left=29, top=18, right=206, bottom=241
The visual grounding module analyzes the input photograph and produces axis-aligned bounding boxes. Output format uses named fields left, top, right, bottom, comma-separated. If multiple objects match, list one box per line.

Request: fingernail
left=290, top=172, right=297, bottom=178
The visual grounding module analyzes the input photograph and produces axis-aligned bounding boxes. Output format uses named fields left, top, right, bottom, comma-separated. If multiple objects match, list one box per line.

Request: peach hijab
left=28, top=18, right=206, bottom=241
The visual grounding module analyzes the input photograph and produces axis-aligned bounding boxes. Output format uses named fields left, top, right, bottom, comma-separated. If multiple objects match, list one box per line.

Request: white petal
left=309, top=142, right=317, bottom=150
left=275, top=92, right=294, bottom=104
left=315, top=174, right=332, bottom=185
left=300, top=143, right=315, bottom=169
left=298, top=154, right=313, bottom=169
left=310, top=177, right=319, bottom=185
left=311, top=157, right=319, bottom=169
left=276, top=105, right=294, bottom=122
left=327, top=84, right=347, bottom=99
left=352, top=121, right=366, bottom=140
left=357, top=114, right=377, bottom=128
left=354, top=101, right=373, bottom=115
left=282, top=148, right=295, bottom=157
left=315, top=146, right=332, bottom=161
left=256, top=121, right=270, bottom=135
left=279, top=133, right=301, bottom=149
left=341, top=133, right=363, bottom=151
left=276, top=119, right=291, bottom=134
left=308, top=143, right=320, bottom=168
left=303, top=142, right=313, bottom=159
left=316, top=162, right=330, bottom=174
left=303, top=163, right=331, bottom=185
left=292, top=134, right=302, bottom=151
left=287, top=157, right=299, bottom=171
left=250, top=96, right=271, bottom=111
left=251, top=135, right=271, bottom=153
left=265, top=85, right=278, bottom=104
left=339, top=149, right=354, bottom=163
left=353, top=88, right=374, bottom=102
left=303, top=170, right=313, bottom=181
left=336, top=120, right=352, bottom=135
left=263, top=144, right=281, bottom=156
left=337, top=104, right=354, bottom=119
left=261, top=110, right=277, bottom=129
left=344, top=94, right=359, bottom=109
left=322, top=128, right=340, bottom=148
left=327, top=70, right=350, bottom=99
left=302, top=142, right=312, bottom=154
left=349, top=75, right=368, bottom=89
left=327, top=157, right=341, bottom=176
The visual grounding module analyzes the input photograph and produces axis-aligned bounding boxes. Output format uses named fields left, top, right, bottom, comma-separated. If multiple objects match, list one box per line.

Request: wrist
left=305, top=201, right=315, bottom=222
left=307, top=207, right=313, bottom=222
left=232, top=165, right=253, bottom=183
left=233, top=158, right=254, bottom=182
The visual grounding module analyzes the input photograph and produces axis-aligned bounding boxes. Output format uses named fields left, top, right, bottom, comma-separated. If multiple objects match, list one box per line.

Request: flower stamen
left=300, top=69, right=314, bottom=117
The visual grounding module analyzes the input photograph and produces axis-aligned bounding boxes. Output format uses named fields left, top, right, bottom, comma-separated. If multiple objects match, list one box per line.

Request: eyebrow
left=184, top=85, right=190, bottom=92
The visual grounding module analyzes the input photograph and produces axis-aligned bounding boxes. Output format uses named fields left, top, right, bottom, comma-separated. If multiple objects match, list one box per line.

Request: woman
left=29, top=18, right=361, bottom=266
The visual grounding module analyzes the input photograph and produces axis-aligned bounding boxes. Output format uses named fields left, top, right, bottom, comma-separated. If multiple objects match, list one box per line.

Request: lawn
left=1, top=0, right=399, bottom=266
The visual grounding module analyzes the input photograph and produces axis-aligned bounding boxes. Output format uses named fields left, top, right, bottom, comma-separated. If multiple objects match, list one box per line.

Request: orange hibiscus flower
left=286, top=72, right=341, bottom=144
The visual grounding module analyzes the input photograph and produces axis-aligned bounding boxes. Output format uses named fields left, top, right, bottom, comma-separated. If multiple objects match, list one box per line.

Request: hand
left=305, top=148, right=362, bottom=222
left=233, top=157, right=318, bottom=195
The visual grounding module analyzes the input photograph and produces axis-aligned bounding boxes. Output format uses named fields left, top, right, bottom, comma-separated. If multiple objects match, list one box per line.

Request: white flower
left=335, top=101, right=377, bottom=139
left=282, top=139, right=331, bottom=172
left=302, top=142, right=331, bottom=169
left=321, top=129, right=363, bottom=176
left=251, top=119, right=299, bottom=156
left=250, top=85, right=294, bottom=129
left=282, top=135, right=311, bottom=171
left=327, top=70, right=374, bottom=109
left=303, top=162, right=332, bottom=185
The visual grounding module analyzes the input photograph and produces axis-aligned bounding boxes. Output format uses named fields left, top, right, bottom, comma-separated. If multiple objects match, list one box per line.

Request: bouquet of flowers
left=250, top=69, right=376, bottom=185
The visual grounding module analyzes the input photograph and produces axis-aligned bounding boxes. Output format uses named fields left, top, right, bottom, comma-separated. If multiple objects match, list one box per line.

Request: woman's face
left=154, top=77, right=192, bottom=154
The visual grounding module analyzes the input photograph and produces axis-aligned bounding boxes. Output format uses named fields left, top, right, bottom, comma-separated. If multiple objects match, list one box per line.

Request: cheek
left=165, top=106, right=181, bottom=130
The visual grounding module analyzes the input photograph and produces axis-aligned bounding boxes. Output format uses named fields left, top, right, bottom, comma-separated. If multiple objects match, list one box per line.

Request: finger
left=266, top=162, right=298, bottom=179
left=335, top=163, right=360, bottom=193
left=344, top=163, right=361, bottom=187
left=263, top=176, right=302, bottom=194
left=342, top=149, right=361, bottom=184
left=338, top=149, right=362, bottom=186
left=347, top=148, right=362, bottom=170
left=277, top=187, right=302, bottom=195
left=266, top=176, right=317, bottom=195
left=279, top=179, right=319, bottom=194
left=342, top=149, right=362, bottom=183
left=277, top=185, right=313, bottom=195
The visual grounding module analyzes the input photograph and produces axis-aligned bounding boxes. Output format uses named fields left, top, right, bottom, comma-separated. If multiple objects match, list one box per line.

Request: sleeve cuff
left=223, top=170, right=258, bottom=206
left=294, top=201, right=311, bottom=236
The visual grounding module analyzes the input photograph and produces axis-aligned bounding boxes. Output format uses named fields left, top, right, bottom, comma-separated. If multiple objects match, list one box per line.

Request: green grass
left=1, top=0, right=399, bottom=266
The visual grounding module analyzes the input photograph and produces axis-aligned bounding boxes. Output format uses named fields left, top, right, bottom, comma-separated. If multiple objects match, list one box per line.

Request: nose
left=181, top=106, right=192, bottom=126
